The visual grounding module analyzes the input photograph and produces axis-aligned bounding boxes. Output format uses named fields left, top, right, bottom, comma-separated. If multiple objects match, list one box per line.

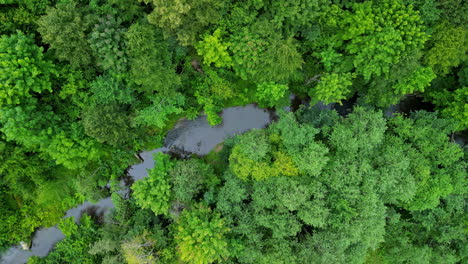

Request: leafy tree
left=424, top=67, right=468, bottom=130
left=437, top=0, right=467, bottom=27
left=0, top=189, right=25, bottom=249
left=229, top=111, right=329, bottom=181
left=125, top=21, right=180, bottom=94
left=338, top=0, right=427, bottom=81
left=133, top=93, right=185, bottom=129
left=193, top=69, right=248, bottom=126
left=269, top=110, right=330, bottom=177
left=0, top=31, right=56, bottom=106
left=222, top=14, right=303, bottom=83
left=58, top=217, right=78, bottom=237
left=229, top=129, right=275, bottom=180
left=174, top=204, right=230, bottom=264
left=309, top=72, right=353, bottom=104
left=402, top=0, right=440, bottom=25
left=388, top=111, right=465, bottom=211
left=255, top=82, right=289, bottom=108
left=0, top=142, right=43, bottom=204
left=88, top=193, right=172, bottom=263
left=132, top=153, right=173, bottom=215
left=392, top=67, right=436, bottom=95
left=42, top=126, right=105, bottom=170
left=381, top=194, right=467, bottom=264
left=230, top=26, right=303, bottom=84
left=229, top=26, right=269, bottom=81
left=106, top=0, right=144, bottom=23
left=257, top=37, right=303, bottom=83
left=132, top=155, right=217, bottom=218
left=310, top=0, right=429, bottom=105
left=217, top=170, right=330, bottom=263
left=169, top=159, right=216, bottom=206
left=0, top=0, right=52, bottom=34
left=141, top=0, right=229, bottom=46
left=267, top=0, right=329, bottom=30
left=0, top=136, right=110, bottom=248
left=55, top=65, right=90, bottom=112
left=121, top=230, right=158, bottom=264
left=0, top=98, right=105, bottom=169
left=196, top=28, right=233, bottom=68
left=365, top=52, right=436, bottom=106
left=0, top=142, right=64, bottom=247
left=219, top=107, right=464, bottom=263
left=1, top=0, right=467, bottom=262
left=16, top=0, right=53, bottom=13
left=89, top=75, right=135, bottom=105
left=81, top=103, right=134, bottom=146
left=424, top=22, right=467, bottom=76
left=437, top=86, right=468, bottom=130
left=88, top=14, right=128, bottom=75
left=37, top=2, right=96, bottom=67
left=73, top=169, right=110, bottom=203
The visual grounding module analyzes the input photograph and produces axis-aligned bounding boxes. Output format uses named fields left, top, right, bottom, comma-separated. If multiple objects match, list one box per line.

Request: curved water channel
left=0, top=104, right=273, bottom=264
left=2, top=97, right=466, bottom=264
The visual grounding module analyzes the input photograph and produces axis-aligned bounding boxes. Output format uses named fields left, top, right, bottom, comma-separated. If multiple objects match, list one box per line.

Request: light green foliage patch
left=0, top=31, right=56, bottom=106
left=174, top=204, right=230, bottom=264
left=132, top=153, right=173, bottom=215
left=340, top=0, right=427, bottom=80
left=143, top=0, right=229, bottom=46
left=309, top=73, right=353, bottom=104
left=196, top=29, right=232, bottom=68
left=255, top=82, right=289, bottom=107
left=133, top=93, right=185, bottom=129
left=424, top=22, right=467, bottom=75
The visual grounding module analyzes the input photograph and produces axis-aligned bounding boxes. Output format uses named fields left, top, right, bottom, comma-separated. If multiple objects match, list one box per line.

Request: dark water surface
left=0, top=104, right=272, bottom=264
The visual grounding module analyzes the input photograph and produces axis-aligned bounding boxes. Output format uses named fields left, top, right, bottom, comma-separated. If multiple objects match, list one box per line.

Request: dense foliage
left=0, top=0, right=466, bottom=263
left=25, top=108, right=466, bottom=264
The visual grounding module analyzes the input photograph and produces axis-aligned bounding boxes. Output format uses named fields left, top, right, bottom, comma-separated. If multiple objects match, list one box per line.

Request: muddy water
left=0, top=104, right=272, bottom=264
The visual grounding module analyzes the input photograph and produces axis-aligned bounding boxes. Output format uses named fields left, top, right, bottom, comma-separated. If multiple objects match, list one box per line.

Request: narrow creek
left=2, top=97, right=466, bottom=264
left=0, top=104, right=272, bottom=264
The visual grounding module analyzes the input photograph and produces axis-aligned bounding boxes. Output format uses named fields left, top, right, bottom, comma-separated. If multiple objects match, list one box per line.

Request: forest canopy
left=0, top=0, right=466, bottom=264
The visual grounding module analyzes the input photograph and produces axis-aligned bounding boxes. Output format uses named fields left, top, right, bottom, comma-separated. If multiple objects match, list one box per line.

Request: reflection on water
left=165, top=104, right=272, bottom=155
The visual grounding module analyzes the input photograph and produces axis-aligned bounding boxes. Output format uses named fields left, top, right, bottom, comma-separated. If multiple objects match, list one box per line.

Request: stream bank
left=0, top=104, right=272, bottom=264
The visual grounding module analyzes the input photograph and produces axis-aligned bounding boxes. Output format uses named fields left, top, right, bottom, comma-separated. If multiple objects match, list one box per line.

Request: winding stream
left=2, top=98, right=466, bottom=264
left=0, top=104, right=272, bottom=264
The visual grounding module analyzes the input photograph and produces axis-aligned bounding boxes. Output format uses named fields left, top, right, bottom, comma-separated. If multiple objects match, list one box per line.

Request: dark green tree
left=381, top=194, right=467, bottom=264
left=38, top=2, right=96, bottom=67
left=81, top=103, right=135, bottom=146
left=125, top=21, right=180, bottom=94
left=88, top=14, right=128, bottom=75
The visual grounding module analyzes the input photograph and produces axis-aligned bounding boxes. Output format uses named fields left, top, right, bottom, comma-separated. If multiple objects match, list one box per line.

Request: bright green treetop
left=132, top=153, right=173, bottom=215
left=174, top=204, right=230, bottom=264
left=196, top=29, right=232, bottom=68
left=0, top=31, right=55, bottom=106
